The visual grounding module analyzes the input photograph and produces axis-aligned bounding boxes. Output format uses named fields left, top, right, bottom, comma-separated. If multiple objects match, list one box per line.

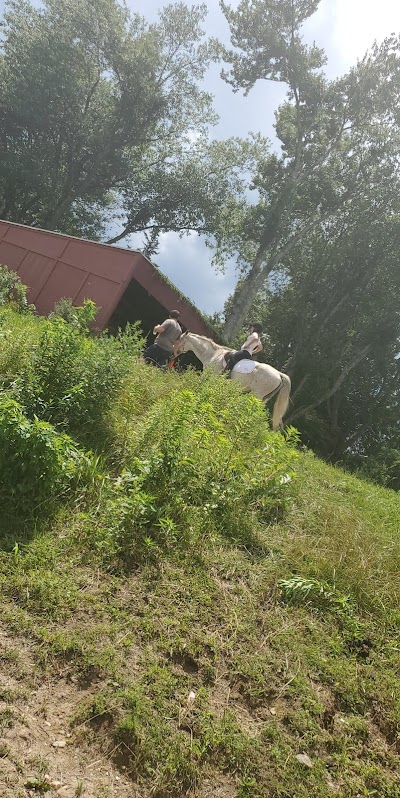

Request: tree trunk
left=222, top=256, right=265, bottom=340
left=327, top=393, right=347, bottom=459
left=222, top=219, right=319, bottom=341
left=286, top=344, right=371, bottom=424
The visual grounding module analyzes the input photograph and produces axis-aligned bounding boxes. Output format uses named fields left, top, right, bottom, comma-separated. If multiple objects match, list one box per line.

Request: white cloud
left=331, top=0, right=400, bottom=63
left=304, top=0, right=400, bottom=76
left=155, top=231, right=237, bottom=316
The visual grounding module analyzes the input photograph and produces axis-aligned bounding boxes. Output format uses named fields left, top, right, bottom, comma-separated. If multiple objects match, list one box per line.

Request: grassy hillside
left=0, top=299, right=399, bottom=798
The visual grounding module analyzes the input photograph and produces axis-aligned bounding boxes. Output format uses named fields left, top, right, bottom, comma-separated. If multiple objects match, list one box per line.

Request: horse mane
left=186, top=332, right=232, bottom=352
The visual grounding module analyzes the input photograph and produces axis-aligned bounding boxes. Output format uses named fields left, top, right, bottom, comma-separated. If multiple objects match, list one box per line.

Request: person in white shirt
left=224, top=322, right=263, bottom=376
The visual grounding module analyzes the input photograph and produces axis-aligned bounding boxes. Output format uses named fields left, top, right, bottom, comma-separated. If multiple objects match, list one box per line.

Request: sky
left=1, top=0, right=400, bottom=315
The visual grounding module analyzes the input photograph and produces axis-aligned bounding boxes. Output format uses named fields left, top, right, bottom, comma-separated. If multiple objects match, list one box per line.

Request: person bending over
left=143, top=310, right=182, bottom=367
left=224, top=322, right=263, bottom=377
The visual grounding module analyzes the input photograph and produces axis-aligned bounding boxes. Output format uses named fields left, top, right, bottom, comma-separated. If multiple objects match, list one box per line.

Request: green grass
left=0, top=304, right=399, bottom=797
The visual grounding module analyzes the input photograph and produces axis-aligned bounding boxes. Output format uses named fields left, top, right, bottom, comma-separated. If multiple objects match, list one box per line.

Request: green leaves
left=0, top=397, right=93, bottom=529
left=220, top=0, right=323, bottom=93
left=0, top=0, right=216, bottom=238
left=16, top=312, right=145, bottom=443
left=278, top=575, right=353, bottom=615
left=110, top=134, right=268, bottom=251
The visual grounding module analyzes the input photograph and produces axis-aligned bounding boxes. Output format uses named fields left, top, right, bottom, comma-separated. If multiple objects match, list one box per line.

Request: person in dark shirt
left=143, top=310, right=182, bottom=367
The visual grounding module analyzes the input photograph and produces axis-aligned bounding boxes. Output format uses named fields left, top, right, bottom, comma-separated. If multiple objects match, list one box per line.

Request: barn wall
left=0, top=221, right=217, bottom=339
left=0, top=221, right=134, bottom=328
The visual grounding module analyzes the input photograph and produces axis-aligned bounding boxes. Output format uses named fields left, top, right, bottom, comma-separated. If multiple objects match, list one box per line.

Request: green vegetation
left=1, top=0, right=399, bottom=480
left=0, top=289, right=399, bottom=797
left=216, top=0, right=400, bottom=473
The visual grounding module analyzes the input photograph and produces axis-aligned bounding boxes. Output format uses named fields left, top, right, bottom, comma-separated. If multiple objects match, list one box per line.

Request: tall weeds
left=0, top=284, right=299, bottom=561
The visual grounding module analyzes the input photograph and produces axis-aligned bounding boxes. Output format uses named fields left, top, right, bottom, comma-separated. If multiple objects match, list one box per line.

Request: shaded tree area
left=249, top=209, right=400, bottom=485
left=214, top=0, right=400, bottom=488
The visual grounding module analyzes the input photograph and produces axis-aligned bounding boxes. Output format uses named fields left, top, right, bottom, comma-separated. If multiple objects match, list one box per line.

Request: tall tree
left=106, top=135, right=267, bottom=253
left=0, top=0, right=220, bottom=238
left=218, top=0, right=400, bottom=339
left=247, top=171, right=400, bottom=465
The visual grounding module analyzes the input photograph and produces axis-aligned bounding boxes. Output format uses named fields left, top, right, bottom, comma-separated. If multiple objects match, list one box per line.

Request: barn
left=0, top=220, right=217, bottom=343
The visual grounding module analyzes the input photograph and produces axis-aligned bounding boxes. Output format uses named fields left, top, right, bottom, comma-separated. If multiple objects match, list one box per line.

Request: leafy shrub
left=0, top=265, right=34, bottom=314
left=81, top=466, right=158, bottom=563
left=84, top=377, right=300, bottom=564
left=49, top=297, right=98, bottom=333
left=18, top=316, right=83, bottom=420
left=16, top=315, right=145, bottom=445
left=124, top=383, right=299, bottom=530
left=0, top=397, right=94, bottom=531
left=0, top=309, right=42, bottom=388
left=112, top=320, right=147, bottom=358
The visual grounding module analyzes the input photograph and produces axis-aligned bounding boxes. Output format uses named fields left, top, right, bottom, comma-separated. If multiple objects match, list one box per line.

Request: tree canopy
left=0, top=0, right=252, bottom=242
left=217, top=1, right=400, bottom=335
left=216, top=0, right=400, bottom=480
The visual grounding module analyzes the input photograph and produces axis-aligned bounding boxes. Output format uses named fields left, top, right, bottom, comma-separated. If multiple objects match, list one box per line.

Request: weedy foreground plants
left=15, top=311, right=146, bottom=446
left=0, top=396, right=96, bottom=541
left=0, top=288, right=399, bottom=798
left=79, top=377, right=300, bottom=566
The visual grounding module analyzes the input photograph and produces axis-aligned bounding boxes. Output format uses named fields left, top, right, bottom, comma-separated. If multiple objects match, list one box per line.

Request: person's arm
left=240, top=334, right=253, bottom=351
left=253, top=341, right=263, bottom=354
left=153, top=320, right=169, bottom=334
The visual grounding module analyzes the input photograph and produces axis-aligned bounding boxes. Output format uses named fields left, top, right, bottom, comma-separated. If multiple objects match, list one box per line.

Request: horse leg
left=271, top=373, right=291, bottom=430
left=262, top=378, right=283, bottom=404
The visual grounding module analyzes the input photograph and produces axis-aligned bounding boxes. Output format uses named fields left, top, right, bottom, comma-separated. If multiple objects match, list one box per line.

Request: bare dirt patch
left=0, top=623, right=140, bottom=798
left=193, top=771, right=237, bottom=798
left=208, top=675, right=264, bottom=738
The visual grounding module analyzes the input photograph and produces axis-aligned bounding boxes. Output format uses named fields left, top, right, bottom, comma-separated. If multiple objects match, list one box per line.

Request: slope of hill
left=0, top=299, right=399, bottom=798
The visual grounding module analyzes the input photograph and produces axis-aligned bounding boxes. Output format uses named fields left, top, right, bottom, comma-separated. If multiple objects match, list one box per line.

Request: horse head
left=174, top=330, right=190, bottom=356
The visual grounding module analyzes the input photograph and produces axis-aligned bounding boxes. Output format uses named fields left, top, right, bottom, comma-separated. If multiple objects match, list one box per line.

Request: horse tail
left=272, top=373, right=291, bottom=431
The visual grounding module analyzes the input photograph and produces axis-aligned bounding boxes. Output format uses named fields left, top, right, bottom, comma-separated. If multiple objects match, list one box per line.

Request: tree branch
left=286, top=344, right=372, bottom=422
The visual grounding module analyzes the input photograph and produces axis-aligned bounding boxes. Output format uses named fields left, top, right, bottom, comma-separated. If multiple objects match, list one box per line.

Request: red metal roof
left=0, top=220, right=215, bottom=336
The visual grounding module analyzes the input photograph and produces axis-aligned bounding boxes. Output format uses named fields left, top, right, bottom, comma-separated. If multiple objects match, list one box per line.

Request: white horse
left=174, top=332, right=291, bottom=430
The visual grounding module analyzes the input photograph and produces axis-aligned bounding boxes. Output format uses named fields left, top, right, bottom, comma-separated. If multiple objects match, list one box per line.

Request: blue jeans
left=224, top=349, right=252, bottom=377
left=143, top=343, right=170, bottom=367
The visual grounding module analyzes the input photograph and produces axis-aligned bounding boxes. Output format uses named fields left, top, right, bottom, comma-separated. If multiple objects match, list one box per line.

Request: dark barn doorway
left=108, top=278, right=203, bottom=370
left=109, top=278, right=168, bottom=339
